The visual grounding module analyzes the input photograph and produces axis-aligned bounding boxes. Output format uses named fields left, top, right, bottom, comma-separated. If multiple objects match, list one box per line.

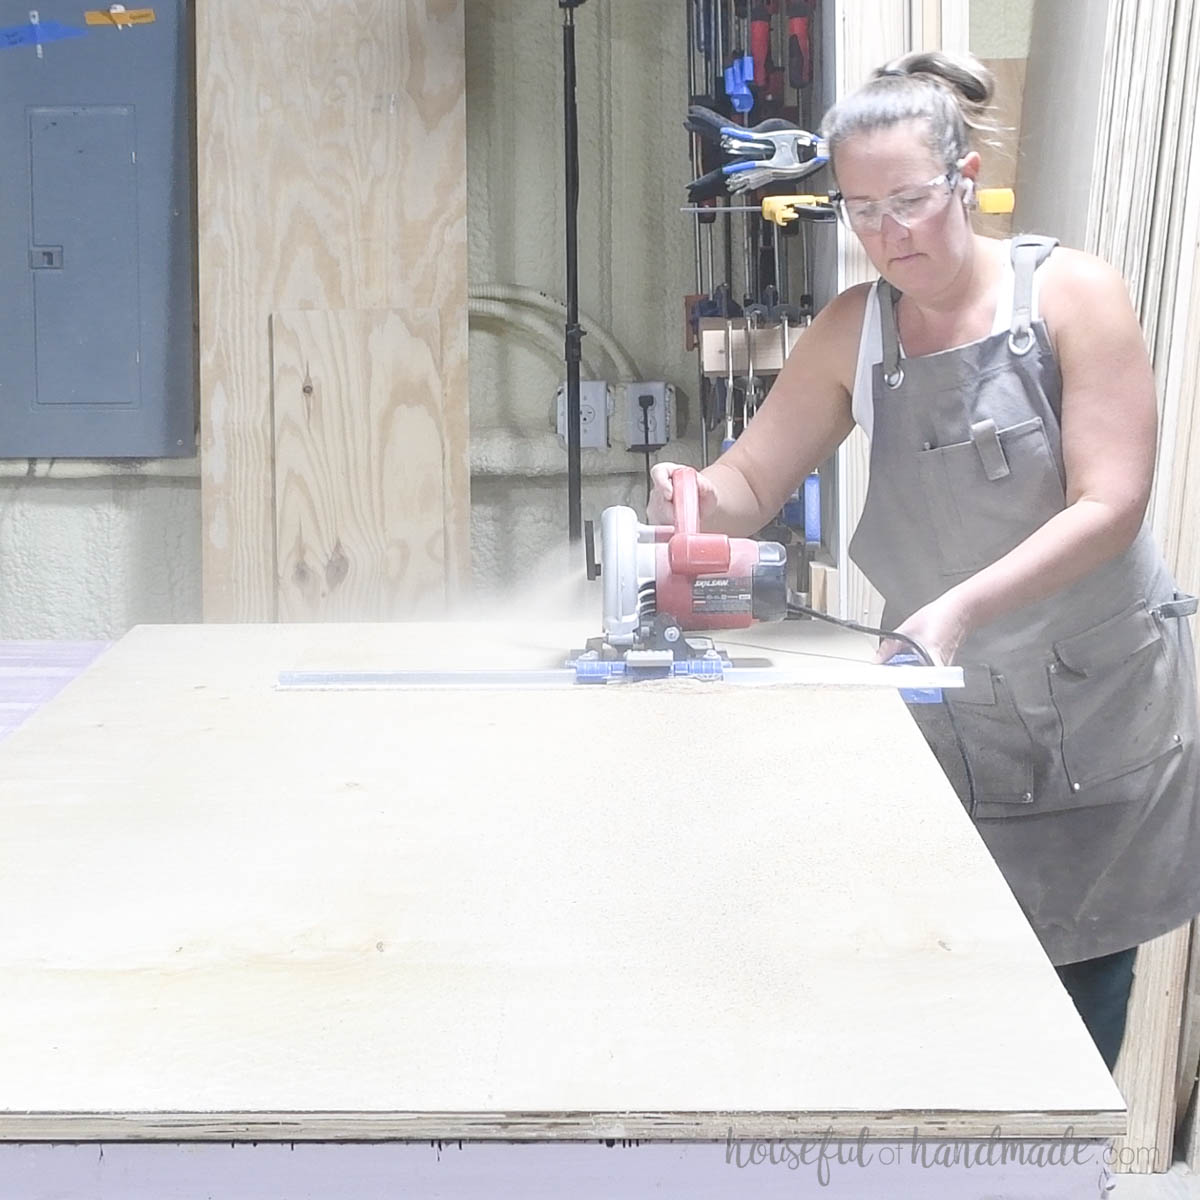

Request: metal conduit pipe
left=470, top=283, right=642, bottom=381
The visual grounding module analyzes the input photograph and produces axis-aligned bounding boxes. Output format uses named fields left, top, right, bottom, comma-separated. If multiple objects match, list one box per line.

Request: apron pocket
left=917, top=417, right=1066, bottom=575
left=912, top=669, right=1038, bottom=810
left=1048, top=601, right=1186, bottom=791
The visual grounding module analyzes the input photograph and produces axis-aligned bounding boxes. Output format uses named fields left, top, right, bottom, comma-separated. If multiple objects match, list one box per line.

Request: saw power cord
left=640, top=395, right=655, bottom=506
left=782, top=600, right=979, bottom=816
left=784, top=599, right=935, bottom=664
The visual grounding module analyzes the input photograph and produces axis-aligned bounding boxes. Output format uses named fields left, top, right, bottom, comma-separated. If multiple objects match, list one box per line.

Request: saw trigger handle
left=667, top=467, right=731, bottom=576
left=670, top=466, right=702, bottom=536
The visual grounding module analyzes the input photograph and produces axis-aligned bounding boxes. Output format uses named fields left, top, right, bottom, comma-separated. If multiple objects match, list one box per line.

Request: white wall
left=0, top=470, right=201, bottom=639
left=464, top=0, right=700, bottom=594
left=969, top=0, right=1032, bottom=58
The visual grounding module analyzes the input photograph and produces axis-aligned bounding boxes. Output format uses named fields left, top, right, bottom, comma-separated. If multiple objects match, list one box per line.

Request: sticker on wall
left=0, top=15, right=86, bottom=51
left=85, top=5, right=156, bottom=27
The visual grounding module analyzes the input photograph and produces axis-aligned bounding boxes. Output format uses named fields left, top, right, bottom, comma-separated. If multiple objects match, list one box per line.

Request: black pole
left=561, top=0, right=586, bottom=544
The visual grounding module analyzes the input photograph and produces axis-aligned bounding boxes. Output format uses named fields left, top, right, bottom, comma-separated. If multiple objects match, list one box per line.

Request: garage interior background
left=2, top=0, right=1196, bottom=638
left=2, top=0, right=1200, bottom=1175
left=0, top=0, right=1046, bottom=636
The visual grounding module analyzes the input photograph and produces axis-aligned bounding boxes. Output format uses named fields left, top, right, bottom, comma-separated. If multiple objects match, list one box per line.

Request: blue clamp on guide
left=572, top=656, right=726, bottom=684
left=886, top=653, right=944, bottom=704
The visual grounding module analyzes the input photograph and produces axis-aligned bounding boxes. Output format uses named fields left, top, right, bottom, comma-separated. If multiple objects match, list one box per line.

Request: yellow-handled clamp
left=976, top=187, right=1015, bottom=214
left=682, top=186, right=1016, bottom=227
left=761, top=194, right=834, bottom=225
left=759, top=187, right=1015, bottom=226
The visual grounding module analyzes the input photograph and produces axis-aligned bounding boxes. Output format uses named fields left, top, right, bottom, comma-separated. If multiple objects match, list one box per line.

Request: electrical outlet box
left=626, top=382, right=672, bottom=451
left=556, top=380, right=612, bottom=449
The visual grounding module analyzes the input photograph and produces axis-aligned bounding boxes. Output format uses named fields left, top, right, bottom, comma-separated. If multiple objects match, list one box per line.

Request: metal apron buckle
left=1008, top=326, right=1035, bottom=355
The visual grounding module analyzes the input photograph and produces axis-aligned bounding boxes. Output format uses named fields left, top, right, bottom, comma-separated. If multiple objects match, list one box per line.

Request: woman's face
left=833, top=119, right=975, bottom=292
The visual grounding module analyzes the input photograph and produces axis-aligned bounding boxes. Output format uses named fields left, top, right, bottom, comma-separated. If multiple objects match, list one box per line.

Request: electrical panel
left=0, top=2, right=194, bottom=456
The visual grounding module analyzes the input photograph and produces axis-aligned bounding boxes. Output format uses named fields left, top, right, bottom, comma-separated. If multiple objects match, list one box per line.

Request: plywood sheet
left=0, top=641, right=109, bottom=741
left=272, top=309, right=447, bottom=620
left=0, top=621, right=1123, bottom=1140
left=197, top=1, right=468, bottom=621
left=698, top=320, right=803, bottom=376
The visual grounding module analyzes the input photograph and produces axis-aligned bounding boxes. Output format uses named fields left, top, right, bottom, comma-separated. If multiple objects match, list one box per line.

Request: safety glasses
left=832, top=172, right=961, bottom=234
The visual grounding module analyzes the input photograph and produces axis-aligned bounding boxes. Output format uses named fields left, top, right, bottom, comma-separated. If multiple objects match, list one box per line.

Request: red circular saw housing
left=653, top=467, right=787, bottom=631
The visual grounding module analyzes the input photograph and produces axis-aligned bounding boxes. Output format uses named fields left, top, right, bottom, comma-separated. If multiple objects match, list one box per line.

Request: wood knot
left=325, top=540, right=350, bottom=591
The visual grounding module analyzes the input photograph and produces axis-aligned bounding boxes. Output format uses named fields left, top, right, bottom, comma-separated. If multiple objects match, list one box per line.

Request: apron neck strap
left=879, top=281, right=904, bottom=388
left=1009, top=235, right=1058, bottom=352
left=878, top=235, right=1059, bottom=377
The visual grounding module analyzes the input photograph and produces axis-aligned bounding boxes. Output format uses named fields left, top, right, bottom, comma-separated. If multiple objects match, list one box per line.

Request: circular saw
left=574, top=467, right=787, bottom=681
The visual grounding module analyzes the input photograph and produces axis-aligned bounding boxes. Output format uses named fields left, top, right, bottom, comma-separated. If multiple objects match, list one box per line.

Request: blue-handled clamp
left=886, top=652, right=944, bottom=705
left=685, top=106, right=829, bottom=200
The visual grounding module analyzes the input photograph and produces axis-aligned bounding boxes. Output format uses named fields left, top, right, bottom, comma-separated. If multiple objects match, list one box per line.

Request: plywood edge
left=438, top=311, right=472, bottom=603
left=0, top=1108, right=1127, bottom=1142
left=1112, top=924, right=1192, bottom=1172
left=1188, top=1084, right=1200, bottom=1171
left=1175, top=919, right=1200, bottom=1120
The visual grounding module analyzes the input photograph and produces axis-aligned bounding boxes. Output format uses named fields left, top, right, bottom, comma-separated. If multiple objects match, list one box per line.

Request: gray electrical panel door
left=0, top=2, right=194, bottom=457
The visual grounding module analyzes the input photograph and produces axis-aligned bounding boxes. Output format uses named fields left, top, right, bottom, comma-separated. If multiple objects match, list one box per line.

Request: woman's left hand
left=874, top=592, right=972, bottom=667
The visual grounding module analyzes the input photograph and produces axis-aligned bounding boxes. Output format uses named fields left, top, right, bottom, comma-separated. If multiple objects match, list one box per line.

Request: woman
left=649, top=51, right=1200, bottom=1070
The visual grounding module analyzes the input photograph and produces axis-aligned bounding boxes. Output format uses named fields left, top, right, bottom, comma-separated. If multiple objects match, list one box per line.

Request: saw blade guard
left=599, top=505, right=657, bottom=646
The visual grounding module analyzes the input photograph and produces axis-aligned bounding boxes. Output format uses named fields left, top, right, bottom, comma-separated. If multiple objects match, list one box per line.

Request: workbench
left=0, top=620, right=1127, bottom=1197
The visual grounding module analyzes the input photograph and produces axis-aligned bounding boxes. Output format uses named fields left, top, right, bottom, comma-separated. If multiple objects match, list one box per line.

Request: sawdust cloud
left=455, top=541, right=598, bottom=628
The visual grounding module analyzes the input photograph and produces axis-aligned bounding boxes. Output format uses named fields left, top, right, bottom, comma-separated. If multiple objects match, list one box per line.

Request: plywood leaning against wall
left=272, top=309, right=449, bottom=621
left=1052, top=0, right=1200, bottom=1175
left=1155, top=13, right=1200, bottom=1167
left=197, top=0, right=469, bottom=621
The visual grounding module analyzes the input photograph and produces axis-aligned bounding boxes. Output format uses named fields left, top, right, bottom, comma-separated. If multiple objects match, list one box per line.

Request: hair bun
left=882, top=50, right=995, bottom=107
left=821, top=49, right=1004, bottom=172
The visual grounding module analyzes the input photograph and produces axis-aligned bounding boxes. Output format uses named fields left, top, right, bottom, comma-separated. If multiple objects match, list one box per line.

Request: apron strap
left=1009, top=234, right=1059, bottom=354
left=1152, top=593, right=1198, bottom=620
left=878, top=281, right=904, bottom=388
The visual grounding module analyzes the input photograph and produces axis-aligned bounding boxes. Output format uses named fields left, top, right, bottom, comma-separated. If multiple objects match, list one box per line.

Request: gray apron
left=849, top=235, right=1200, bottom=965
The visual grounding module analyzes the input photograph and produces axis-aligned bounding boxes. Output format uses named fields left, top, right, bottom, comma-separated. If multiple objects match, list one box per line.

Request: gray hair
left=819, top=51, right=1001, bottom=178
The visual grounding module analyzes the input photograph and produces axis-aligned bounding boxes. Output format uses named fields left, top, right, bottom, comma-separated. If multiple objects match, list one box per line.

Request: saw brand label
left=692, top=575, right=753, bottom=614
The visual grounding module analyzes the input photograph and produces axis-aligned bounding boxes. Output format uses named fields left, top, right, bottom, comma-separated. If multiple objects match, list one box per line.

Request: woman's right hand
left=647, top=462, right=721, bottom=527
